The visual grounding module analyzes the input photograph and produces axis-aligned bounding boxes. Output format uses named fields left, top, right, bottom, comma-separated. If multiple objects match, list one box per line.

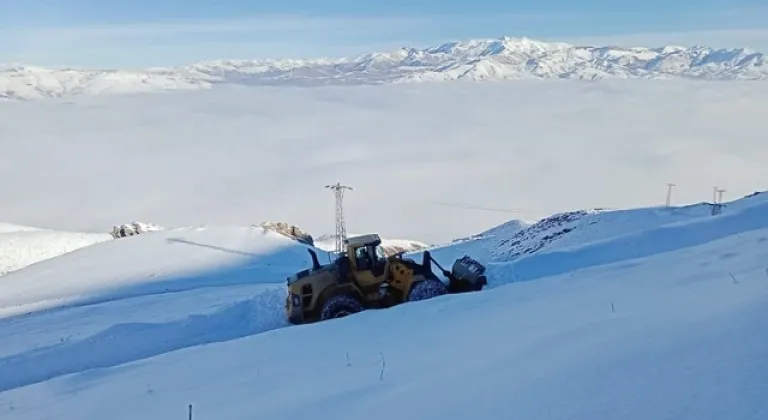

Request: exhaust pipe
left=307, top=248, right=321, bottom=270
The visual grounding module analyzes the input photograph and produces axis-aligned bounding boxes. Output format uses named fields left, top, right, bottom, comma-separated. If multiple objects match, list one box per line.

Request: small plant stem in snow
left=379, top=352, right=386, bottom=380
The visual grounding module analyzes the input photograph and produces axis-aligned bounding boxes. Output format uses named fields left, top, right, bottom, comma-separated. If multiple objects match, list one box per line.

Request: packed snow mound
left=0, top=223, right=112, bottom=277
left=0, top=224, right=330, bottom=318
left=2, top=199, right=767, bottom=418
left=3, top=36, right=767, bottom=99
left=110, top=221, right=163, bottom=238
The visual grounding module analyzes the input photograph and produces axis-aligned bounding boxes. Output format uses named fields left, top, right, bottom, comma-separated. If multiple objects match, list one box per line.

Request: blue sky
left=2, top=0, right=768, bottom=67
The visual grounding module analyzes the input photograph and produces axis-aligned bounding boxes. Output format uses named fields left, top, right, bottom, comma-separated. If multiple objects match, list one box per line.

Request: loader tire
left=407, top=278, right=448, bottom=302
left=320, top=294, right=364, bottom=321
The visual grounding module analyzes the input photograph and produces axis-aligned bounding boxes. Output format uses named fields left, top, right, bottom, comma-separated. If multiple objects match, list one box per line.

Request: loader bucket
left=447, top=255, right=487, bottom=293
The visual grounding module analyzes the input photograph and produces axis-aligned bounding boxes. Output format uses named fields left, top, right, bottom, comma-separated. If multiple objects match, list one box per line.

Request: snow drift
left=0, top=223, right=112, bottom=277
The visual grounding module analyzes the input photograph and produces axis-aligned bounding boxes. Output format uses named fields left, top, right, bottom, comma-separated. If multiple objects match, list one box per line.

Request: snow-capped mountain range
left=2, top=36, right=767, bottom=100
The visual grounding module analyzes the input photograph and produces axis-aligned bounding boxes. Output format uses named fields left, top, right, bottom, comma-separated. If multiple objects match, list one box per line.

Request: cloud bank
left=1, top=80, right=767, bottom=243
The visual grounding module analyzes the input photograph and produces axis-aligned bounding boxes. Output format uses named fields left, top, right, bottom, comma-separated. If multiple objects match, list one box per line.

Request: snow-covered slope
left=3, top=36, right=767, bottom=100
left=411, top=192, right=768, bottom=283
left=0, top=224, right=329, bottom=319
left=1, top=192, right=767, bottom=419
left=0, top=223, right=112, bottom=276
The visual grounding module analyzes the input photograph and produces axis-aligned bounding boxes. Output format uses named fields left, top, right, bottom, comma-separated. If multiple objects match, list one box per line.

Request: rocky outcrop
left=492, top=210, right=595, bottom=261
left=111, top=221, right=163, bottom=238
left=258, top=222, right=314, bottom=246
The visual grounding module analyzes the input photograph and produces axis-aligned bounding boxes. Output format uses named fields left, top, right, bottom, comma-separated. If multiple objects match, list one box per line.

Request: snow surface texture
left=3, top=81, right=768, bottom=244
left=0, top=223, right=112, bottom=277
left=1, top=193, right=767, bottom=419
left=2, top=36, right=767, bottom=100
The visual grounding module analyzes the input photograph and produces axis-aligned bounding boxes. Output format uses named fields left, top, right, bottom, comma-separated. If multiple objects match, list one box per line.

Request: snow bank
left=0, top=223, right=336, bottom=392
left=0, top=225, right=330, bottom=318
left=0, top=220, right=165, bottom=277
left=0, top=223, right=112, bottom=276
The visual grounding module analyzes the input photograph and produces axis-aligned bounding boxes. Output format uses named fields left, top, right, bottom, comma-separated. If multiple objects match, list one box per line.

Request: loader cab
left=345, top=234, right=389, bottom=290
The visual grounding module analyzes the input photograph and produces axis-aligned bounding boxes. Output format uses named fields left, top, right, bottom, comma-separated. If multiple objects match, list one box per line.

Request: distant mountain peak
left=2, top=36, right=766, bottom=100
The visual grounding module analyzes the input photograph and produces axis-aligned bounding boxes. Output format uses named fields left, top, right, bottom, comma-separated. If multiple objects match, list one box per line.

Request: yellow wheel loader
left=285, top=233, right=487, bottom=324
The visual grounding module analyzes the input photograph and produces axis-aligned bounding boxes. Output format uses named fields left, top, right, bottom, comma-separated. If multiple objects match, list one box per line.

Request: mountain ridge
left=2, top=36, right=767, bottom=100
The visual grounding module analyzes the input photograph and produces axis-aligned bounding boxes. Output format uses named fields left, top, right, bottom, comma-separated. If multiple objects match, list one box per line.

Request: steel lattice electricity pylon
left=325, top=182, right=353, bottom=253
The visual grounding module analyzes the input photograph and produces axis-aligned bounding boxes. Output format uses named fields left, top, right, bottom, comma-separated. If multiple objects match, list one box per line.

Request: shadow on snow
left=0, top=238, right=312, bottom=392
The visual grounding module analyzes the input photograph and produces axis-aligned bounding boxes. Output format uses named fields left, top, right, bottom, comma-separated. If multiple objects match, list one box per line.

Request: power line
left=325, top=182, right=353, bottom=253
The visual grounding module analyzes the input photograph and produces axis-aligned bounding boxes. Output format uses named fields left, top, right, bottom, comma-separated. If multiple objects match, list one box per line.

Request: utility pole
left=717, top=188, right=726, bottom=204
left=325, top=182, right=353, bottom=254
left=665, top=183, right=675, bottom=207
left=711, top=187, right=726, bottom=216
